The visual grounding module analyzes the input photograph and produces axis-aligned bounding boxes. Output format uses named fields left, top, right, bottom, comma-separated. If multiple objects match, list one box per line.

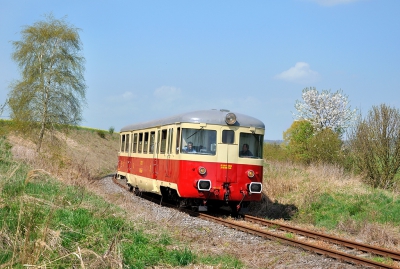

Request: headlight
left=225, top=112, right=237, bottom=125
left=247, top=170, right=255, bottom=178
left=198, top=166, right=207, bottom=175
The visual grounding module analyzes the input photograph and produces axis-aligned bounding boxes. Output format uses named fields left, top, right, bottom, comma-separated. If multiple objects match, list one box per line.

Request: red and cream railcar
left=116, top=109, right=265, bottom=212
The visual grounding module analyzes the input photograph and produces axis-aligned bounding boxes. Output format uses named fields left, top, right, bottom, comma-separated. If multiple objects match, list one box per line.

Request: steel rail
left=195, top=213, right=398, bottom=269
left=243, top=214, right=400, bottom=261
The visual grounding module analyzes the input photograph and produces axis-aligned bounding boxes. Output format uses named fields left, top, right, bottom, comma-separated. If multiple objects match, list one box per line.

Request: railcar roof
left=120, top=109, right=265, bottom=132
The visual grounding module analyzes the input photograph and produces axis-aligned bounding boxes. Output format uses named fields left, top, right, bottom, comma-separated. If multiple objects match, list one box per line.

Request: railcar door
left=217, top=128, right=238, bottom=184
left=166, top=127, right=174, bottom=178
left=150, top=131, right=157, bottom=179
left=156, top=128, right=168, bottom=180
left=126, top=133, right=131, bottom=173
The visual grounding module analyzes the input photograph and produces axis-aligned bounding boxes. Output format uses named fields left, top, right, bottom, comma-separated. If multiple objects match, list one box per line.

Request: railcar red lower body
left=117, top=156, right=263, bottom=204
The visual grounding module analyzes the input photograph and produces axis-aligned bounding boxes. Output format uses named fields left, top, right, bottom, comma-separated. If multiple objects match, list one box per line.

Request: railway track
left=112, top=175, right=400, bottom=268
left=243, top=215, right=400, bottom=262
left=194, top=213, right=400, bottom=269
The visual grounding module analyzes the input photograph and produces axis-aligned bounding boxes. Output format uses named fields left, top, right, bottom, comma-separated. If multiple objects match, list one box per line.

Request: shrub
left=283, top=120, right=314, bottom=164
left=308, top=128, right=343, bottom=165
left=348, top=104, right=400, bottom=189
left=283, top=120, right=344, bottom=165
left=263, top=143, right=288, bottom=162
left=96, top=130, right=106, bottom=139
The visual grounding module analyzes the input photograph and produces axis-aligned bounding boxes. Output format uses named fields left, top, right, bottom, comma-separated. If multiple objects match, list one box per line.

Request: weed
left=158, top=233, right=172, bottom=245
left=371, top=256, right=394, bottom=266
left=171, top=247, right=195, bottom=266
left=198, top=254, right=244, bottom=269
left=285, top=233, right=295, bottom=239
left=96, top=129, right=106, bottom=139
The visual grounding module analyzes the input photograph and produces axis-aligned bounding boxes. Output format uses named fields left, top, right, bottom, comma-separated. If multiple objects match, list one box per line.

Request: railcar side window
left=222, top=130, right=234, bottom=144
left=239, top=132, right=263, bottom=159
left=138, top=133, right=143, bottom=153
left=149, top=131, right=155, bottom=154
left=132, top=133, right=138, bottom=153
left=168, top=128, right=173, bottom=154
left=176, top=128, right=181, bottom=154
left=125, top=134, right=130, bottom=153
left=144, top=132, right=149, bottom=153
left=120, top=134, right=126, bottom=152
left=181, top=128, right=216, bottom=155
left=159, top=129, right=167, bottom=154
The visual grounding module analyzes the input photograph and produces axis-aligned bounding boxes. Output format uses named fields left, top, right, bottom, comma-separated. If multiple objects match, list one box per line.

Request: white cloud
left=307, top=0, right=363, bottom=6
left=122, top=91, right=134, bottom=99
left=153, top=86, right=182, bottom=101
left=106, top=91, right=135, bottom=102
left=275, top=62, right=320, bottom=84
left=151, top=86, right=183, bottom=111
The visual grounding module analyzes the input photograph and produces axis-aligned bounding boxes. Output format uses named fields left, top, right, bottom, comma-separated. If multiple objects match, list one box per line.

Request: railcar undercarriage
left=116, top=173, right=251, bottom=217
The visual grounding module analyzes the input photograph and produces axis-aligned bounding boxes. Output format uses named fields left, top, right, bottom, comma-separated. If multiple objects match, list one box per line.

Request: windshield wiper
left=186, top=127, right=204, bottom=140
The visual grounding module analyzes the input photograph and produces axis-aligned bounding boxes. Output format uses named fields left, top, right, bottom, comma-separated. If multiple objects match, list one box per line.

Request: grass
left=284, top=233, right=295, bottom=239
left=0, top=136, right=243, bottom=268
left=3, top=122, right=400, bottom=265
left=304, top=191, right=400, bottom=229
left=259, top=160, right=400, bottom=249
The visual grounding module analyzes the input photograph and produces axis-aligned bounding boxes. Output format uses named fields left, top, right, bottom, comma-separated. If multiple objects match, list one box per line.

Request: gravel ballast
left=89, top=176, right=363, bottom=269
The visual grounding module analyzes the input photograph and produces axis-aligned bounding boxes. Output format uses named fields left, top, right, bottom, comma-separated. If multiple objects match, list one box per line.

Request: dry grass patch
left=262, top=161, right=364, bottom=208
left=257, top=160, right=400, bottom=251
left=338, top=219, right=400, bottom=249
left=7, top=129, right=119, bottom=185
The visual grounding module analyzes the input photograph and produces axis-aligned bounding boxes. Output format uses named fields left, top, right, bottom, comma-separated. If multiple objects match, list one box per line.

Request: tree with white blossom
left=294, top=87, right=357, bottom=134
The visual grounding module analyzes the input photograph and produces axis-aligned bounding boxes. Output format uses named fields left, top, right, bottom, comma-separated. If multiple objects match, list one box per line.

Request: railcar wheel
left=128, top=184, right=133, bottom=192
left=134, top=187, right=141, bottom=196
left=230, top=203, right=240, bottom=218
left=160, top=187, right=179, bottom=203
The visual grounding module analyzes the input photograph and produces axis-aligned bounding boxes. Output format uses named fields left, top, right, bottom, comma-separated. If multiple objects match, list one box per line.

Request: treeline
left=265, top=97, right=400, bottom=190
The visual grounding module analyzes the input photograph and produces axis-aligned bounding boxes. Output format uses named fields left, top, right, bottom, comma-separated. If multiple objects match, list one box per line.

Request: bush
left=348, top=104, right=400, bottom=189
left=283, top=120, right=314, bottom=164
left=263, top=143, right=288, bottom=161
left=96, top=130, right=106, bottom=139
left=283, top=120, right=344, bottom=165
left=308, top=128, right=343, bottom=165
left=109, top=126, right=115, bottom=134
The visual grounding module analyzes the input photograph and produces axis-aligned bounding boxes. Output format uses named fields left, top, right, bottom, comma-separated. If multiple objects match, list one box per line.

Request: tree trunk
left=37, top=85, right=49, bottom=152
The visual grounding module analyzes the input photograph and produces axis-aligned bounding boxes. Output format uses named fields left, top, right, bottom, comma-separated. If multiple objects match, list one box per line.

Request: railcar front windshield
left=181, top=128, right=217, bottom=155
left=239, top=132, right=263, bottom=159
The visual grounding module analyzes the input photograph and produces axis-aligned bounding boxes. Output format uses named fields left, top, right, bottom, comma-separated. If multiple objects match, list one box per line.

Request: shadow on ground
left=249, top=193, right=298, bottom=220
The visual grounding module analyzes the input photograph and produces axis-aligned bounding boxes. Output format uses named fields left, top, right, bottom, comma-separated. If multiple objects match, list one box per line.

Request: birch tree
left=0, top=100, right=6, bottom=118
left=8, top=14, right=86, bottom=152
left=294, top=87, right=357, bottom=134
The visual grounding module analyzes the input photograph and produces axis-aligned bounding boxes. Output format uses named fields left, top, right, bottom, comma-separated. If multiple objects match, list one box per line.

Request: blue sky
left=1, top=0, right=399, bottom=140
